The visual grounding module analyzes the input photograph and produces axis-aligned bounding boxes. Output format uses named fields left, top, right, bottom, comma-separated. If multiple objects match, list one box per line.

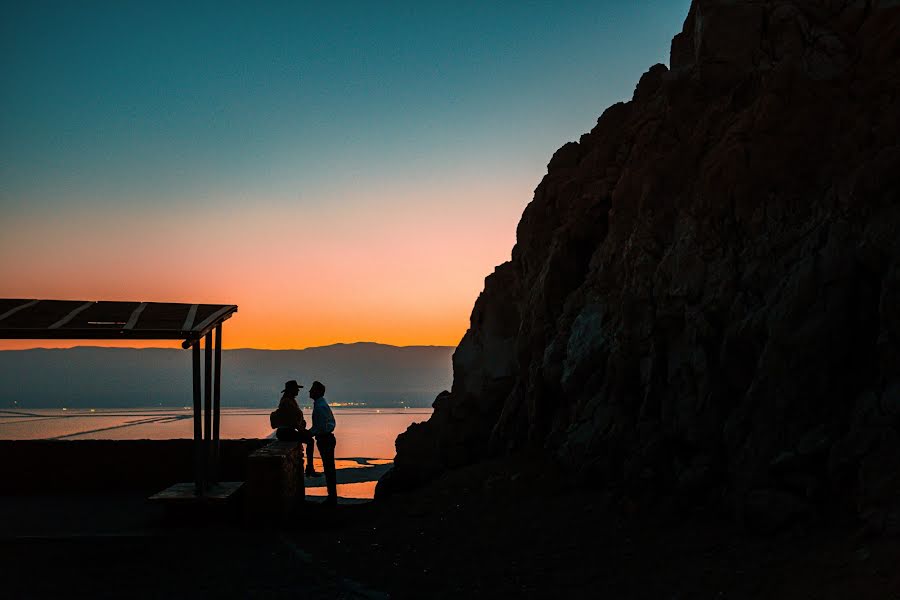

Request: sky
left=0, top=1, right=691, bottom=350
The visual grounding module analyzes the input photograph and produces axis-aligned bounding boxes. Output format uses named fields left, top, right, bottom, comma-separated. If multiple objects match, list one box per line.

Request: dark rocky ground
left=0, top=440, right=390, bottom=598
left=0, top=492, right=385, bottom=599
left=2, top=533, right=350, bottom=599
left=306, top=455, right=900, bottom=599
left=2, top=457, right=899, bottom=598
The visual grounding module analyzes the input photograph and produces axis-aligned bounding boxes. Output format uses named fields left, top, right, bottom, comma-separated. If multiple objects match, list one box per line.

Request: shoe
left=305, top=470, right=321, bottom=477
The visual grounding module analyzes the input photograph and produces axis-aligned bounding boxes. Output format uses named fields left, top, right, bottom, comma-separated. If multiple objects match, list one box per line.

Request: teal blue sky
left=2, top=1, right=689, bottom=212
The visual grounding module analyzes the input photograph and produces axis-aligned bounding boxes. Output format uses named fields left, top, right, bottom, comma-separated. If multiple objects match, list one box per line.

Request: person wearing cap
left=271, top=379, right=318, bottom=477
left=307, top=380, right=337, bottom=506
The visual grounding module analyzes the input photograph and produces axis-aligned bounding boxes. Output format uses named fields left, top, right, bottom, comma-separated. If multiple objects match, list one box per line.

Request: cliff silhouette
left=381, top=0, right=900, bottom=530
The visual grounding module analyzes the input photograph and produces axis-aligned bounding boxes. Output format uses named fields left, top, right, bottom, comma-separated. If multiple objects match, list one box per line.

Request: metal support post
left=192, top=341, right=203, bottom=495
left=204, top=331, right=213, bottom=490
left=212, top=324, right=222, bottom=482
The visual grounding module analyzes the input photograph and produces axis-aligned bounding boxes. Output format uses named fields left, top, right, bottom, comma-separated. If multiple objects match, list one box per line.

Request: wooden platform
left=149, top=481, right=243, bottom=504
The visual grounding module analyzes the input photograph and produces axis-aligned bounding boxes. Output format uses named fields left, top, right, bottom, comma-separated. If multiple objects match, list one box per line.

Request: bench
left=244, top=441, right=305, bottom=519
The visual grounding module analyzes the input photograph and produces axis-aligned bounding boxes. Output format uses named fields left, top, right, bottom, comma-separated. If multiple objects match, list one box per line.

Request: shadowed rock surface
left=380, top=0, right=900, bottom=529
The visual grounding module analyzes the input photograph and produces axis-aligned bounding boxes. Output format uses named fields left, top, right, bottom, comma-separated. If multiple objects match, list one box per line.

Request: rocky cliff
left=379, top=0, right=900, bottom=527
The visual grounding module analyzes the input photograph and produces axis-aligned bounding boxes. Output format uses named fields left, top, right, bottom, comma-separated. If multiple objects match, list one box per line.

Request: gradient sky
left=0, top=1, right=690, bottom=350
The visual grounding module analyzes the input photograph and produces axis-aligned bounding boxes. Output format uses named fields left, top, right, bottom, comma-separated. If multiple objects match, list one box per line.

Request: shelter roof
left=0, top=299, right=237, bottom=344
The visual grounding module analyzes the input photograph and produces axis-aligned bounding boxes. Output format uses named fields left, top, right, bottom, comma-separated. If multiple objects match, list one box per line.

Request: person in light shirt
left=307, top=380, right=337, bottom=506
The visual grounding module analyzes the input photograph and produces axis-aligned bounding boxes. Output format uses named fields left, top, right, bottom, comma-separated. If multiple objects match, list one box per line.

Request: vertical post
left=192, top=341, right=203, bottom=495
left=212, top=324, right=222, bottom=483
left=204, top=331, right=213, bottom=490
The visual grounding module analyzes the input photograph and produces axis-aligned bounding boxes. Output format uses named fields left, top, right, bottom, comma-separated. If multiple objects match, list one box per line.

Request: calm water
left=0, top=407, right=430, bottom=457
left=0, top=407, right=432, bottom=499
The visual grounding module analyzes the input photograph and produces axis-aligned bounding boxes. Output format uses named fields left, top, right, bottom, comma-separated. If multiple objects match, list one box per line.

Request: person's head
left=309, top=380, right=326, bottom=400
left=281, top=379, right=303, bottom=398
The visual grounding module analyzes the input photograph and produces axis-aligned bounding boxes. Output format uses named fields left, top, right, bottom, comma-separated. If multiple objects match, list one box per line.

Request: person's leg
left=303, top=436, right=317, bottom=476
left=318, top=433, right=337, bottom=504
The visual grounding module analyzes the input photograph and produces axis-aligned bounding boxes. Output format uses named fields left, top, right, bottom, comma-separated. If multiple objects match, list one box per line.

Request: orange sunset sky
left=0, top=176, right=528, bottom=350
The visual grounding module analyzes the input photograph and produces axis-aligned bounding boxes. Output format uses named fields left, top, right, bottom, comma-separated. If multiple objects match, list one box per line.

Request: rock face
left=378, top=0, right=900, bottom=525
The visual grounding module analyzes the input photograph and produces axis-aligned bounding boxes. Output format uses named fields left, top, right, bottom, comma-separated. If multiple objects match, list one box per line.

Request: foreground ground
left=299, top=455, right=900, bottom=599
left=2, top=456, right=900, bottom=598
left=0, top=492, right=385, bottom=599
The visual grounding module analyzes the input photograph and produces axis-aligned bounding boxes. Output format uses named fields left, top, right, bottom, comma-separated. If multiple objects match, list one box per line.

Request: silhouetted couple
left=271, top=379, right=338, bottom=506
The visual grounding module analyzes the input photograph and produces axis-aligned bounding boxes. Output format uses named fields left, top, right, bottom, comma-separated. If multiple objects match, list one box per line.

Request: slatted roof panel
left=0, top=299, right=237, bottom=341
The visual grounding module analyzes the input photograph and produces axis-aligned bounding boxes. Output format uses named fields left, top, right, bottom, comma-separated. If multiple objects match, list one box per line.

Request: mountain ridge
left=0, top=344, right=453, bottom=409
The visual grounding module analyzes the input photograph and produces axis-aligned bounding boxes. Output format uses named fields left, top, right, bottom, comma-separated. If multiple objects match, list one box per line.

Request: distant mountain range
left=0, top=343, right=454, bottom=409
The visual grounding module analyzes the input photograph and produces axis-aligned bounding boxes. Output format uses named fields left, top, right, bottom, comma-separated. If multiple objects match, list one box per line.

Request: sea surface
left=0, top=407, right=432, bottom=500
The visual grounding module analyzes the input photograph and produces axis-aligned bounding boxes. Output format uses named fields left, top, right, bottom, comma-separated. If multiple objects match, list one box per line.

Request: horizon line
left=0, top=340, right=458, bottom=352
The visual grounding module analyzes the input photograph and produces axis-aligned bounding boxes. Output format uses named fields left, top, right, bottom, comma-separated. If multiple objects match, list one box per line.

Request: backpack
left=269, top=406, right=291, bottom=429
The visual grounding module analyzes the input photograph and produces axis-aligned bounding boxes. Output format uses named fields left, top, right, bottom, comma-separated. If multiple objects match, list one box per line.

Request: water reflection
left=0, top=408, right=429, bottom=499
left=307, top=480, right=377, bottom=500
left=0, top=408, right=430, bottom=457
left=304, top=457, right=392, bottom=500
